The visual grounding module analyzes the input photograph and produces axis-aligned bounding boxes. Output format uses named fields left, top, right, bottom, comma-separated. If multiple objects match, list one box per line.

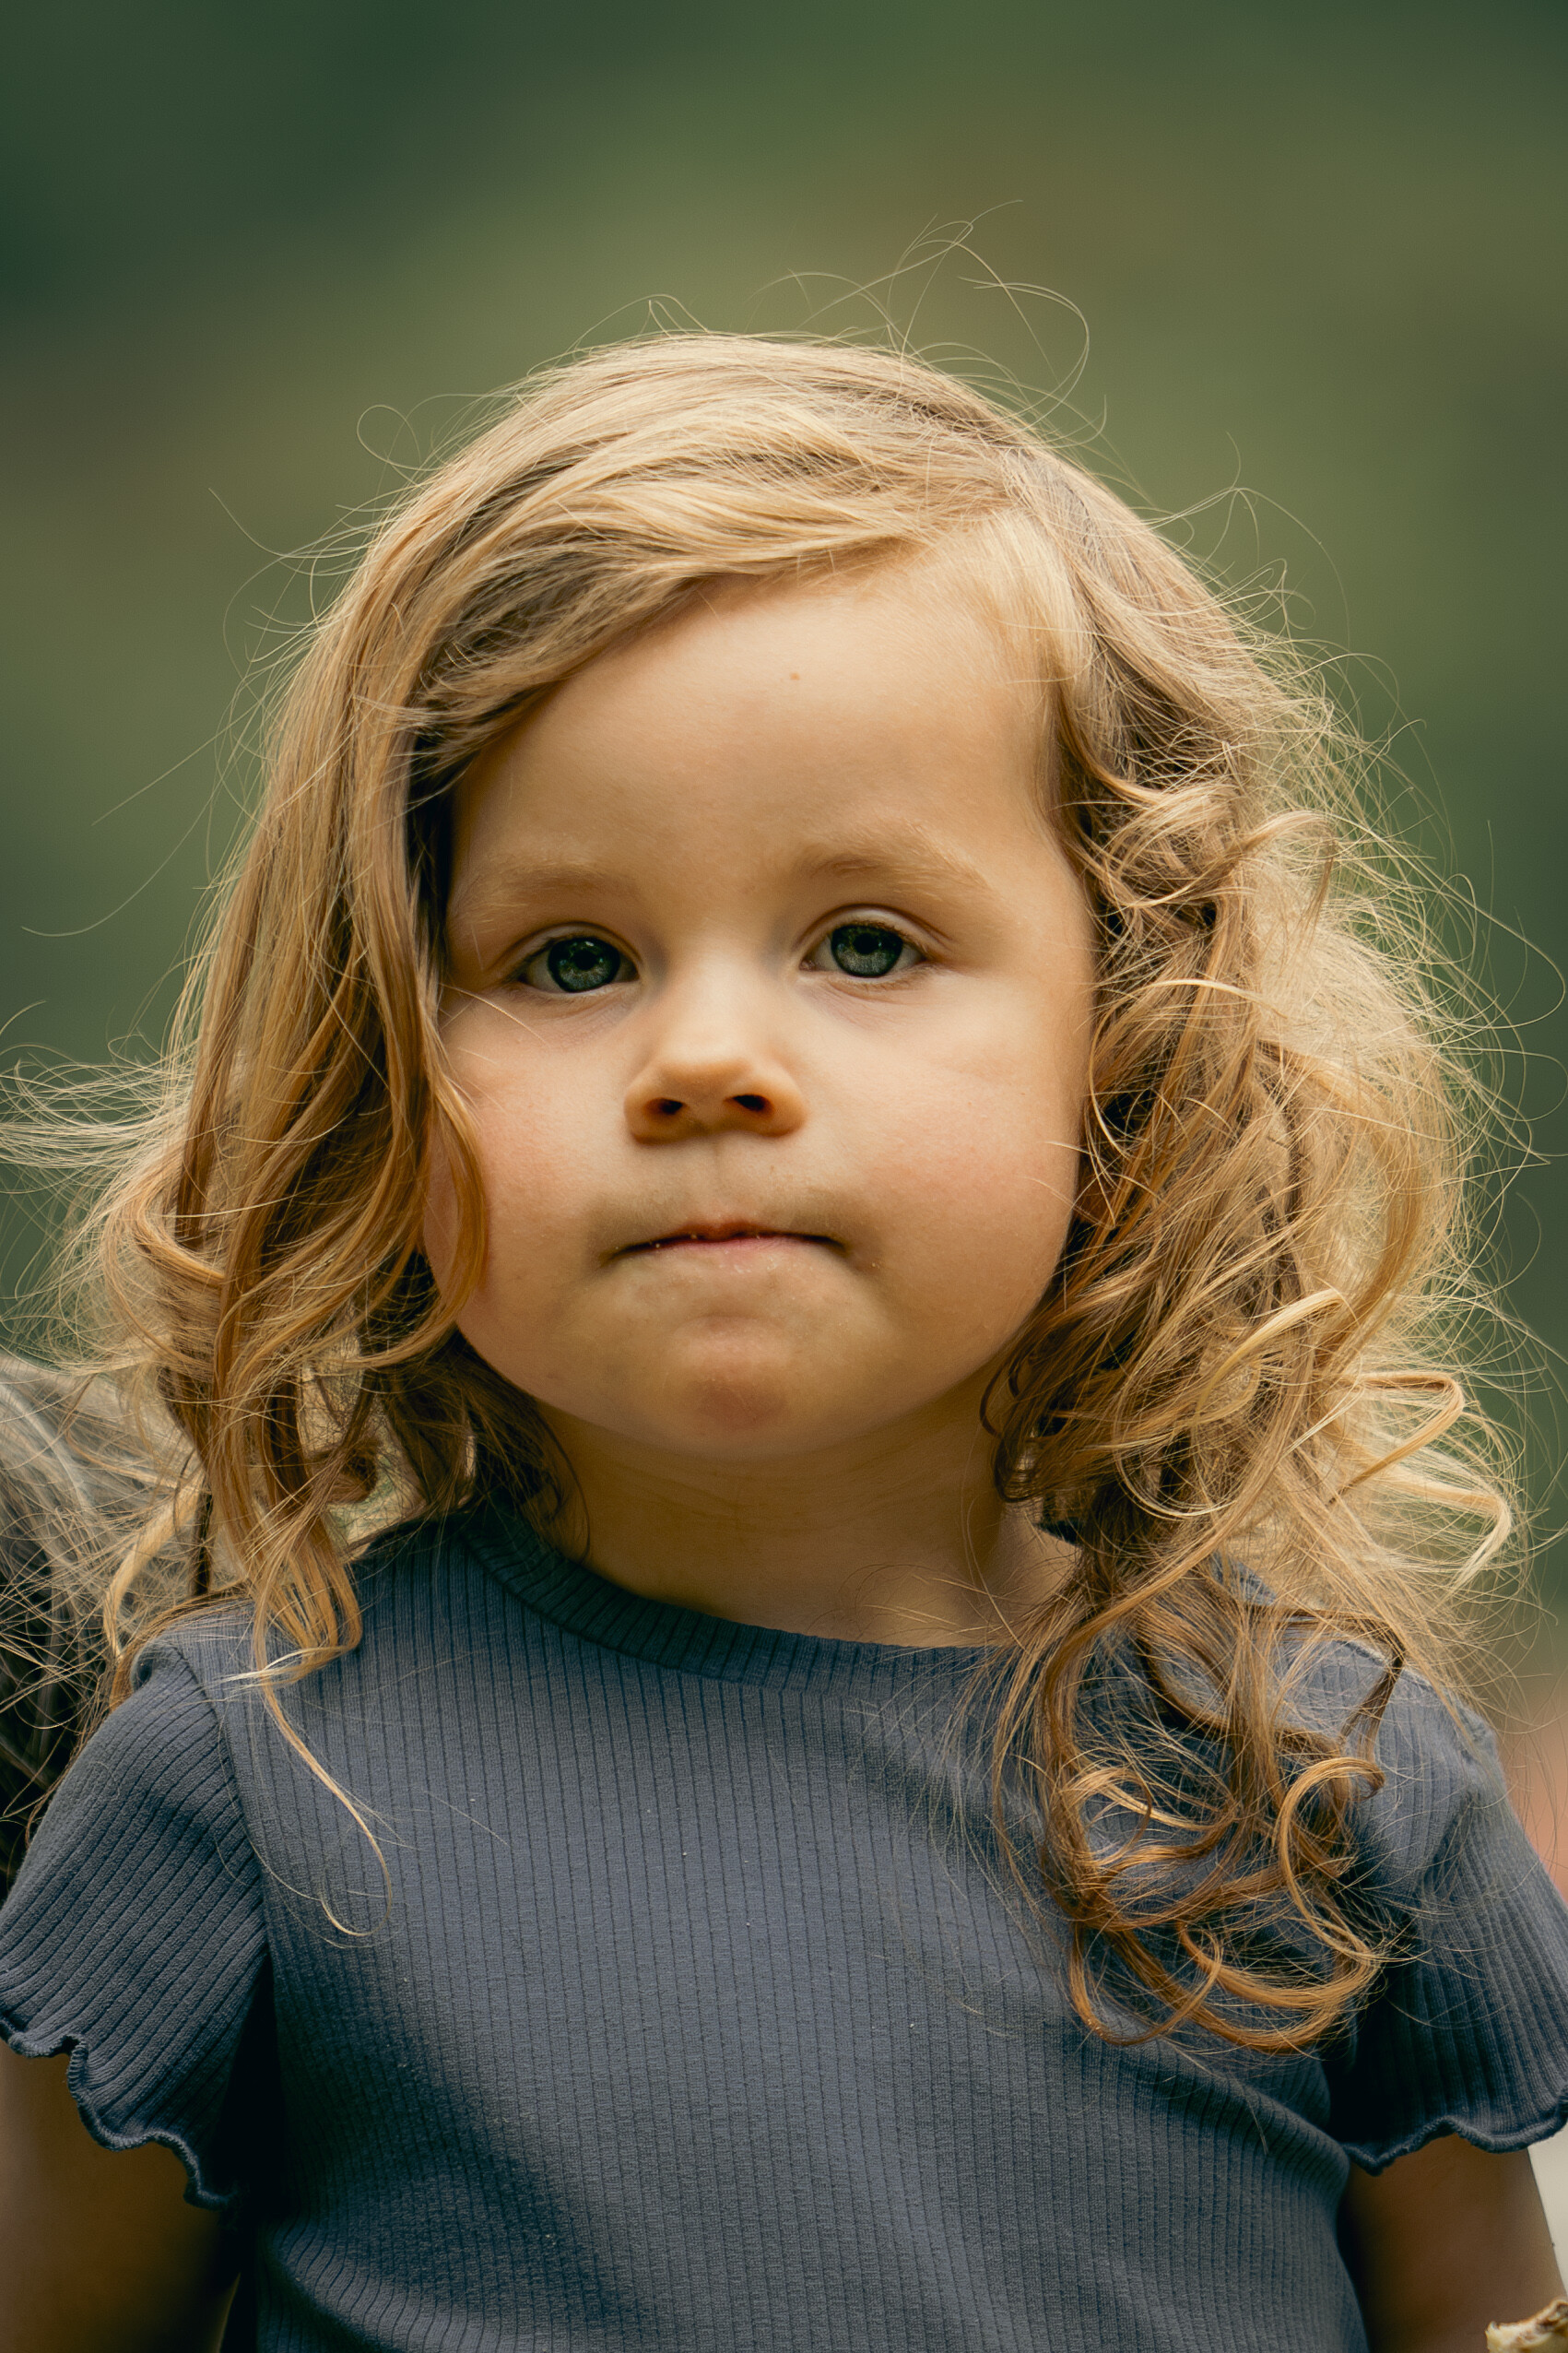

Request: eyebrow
left=454, top=859, right=626, bottom=906
left=444, top=859, right=631, bottom=940
left=446, top=824, right=1012, bottom=960
left=454, top=834, right=999, bottom=908
left=786, top=831, right=1000, bottom=899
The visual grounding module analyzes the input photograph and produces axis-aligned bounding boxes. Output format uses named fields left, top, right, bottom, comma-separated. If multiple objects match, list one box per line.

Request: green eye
left=538, top=935, right=624, bottom=992
left=828, top=923, right=908, bottom=977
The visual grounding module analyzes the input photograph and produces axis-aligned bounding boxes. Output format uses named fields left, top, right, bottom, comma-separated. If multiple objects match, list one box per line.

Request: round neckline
left=454, top=1498, right=995, bottom=1695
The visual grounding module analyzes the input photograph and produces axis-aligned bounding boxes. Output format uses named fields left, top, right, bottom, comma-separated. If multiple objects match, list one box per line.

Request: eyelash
left=802, top=921, right=925, bottom=981
left=514, top=934, right=636, bottom=996
left=512, top=919, right=927, bottom=995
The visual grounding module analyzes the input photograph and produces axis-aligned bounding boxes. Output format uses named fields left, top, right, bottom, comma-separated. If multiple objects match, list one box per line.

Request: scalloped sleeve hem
left=1326, top=1675, right=1568, bottom=2176
left=0, top=1634, right=269, bottom=2211
left=1338, top=2094, right=1568, bottom=2178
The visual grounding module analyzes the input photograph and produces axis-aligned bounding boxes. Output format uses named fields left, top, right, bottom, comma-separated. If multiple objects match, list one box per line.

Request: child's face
left=430, top=564, right=1095, bottom=1469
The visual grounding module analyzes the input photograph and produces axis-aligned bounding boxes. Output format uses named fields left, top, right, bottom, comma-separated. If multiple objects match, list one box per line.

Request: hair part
left=14, top=333, right=1515, bottom=2048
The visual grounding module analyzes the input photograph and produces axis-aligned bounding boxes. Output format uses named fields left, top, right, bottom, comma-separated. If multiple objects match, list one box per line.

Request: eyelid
left=510, top=926, right=640, bottom=991
left=802, top=911, right=931, bottom=976
left=805, top=908, right=932, bottom=952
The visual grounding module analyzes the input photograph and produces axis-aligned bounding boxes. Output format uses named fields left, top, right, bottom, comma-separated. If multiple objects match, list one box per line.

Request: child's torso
left=211, top=1507, right=1363, bottom=2351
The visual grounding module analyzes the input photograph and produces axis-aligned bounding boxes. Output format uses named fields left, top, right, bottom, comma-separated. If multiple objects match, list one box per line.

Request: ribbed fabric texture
left=2, top=1503, right=1566, bottom=2352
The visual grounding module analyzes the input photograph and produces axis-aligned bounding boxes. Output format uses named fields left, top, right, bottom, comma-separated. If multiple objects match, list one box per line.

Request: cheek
left=870, top=1054, right=1085, bottom=1327
left=423, top=1028, right=596, bottom=1317
left=420, top=1017, right=550, bottom=1304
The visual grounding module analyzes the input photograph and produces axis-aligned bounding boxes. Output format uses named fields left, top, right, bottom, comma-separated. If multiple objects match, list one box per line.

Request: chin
left=655, top=1375, right=810, bottom=1451
left=594, top=1327, right=824, bottom=1446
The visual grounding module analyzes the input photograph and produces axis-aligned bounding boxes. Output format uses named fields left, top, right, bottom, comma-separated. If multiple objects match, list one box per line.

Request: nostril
left=653, top=1098, right=685, bottom=1118
left=732, top=1094, right=770, bottom=1115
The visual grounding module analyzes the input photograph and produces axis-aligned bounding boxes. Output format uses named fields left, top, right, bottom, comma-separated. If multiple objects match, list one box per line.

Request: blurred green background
left=3, top=0, right=1565, bottom=1592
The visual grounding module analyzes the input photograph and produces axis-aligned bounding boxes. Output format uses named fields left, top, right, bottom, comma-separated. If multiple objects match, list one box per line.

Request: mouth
left=618, top=1223, right=842, bottom=1257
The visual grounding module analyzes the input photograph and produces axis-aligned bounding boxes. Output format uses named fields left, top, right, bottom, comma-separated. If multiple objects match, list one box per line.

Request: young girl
left=0, top=336, right=1564, bottom=2353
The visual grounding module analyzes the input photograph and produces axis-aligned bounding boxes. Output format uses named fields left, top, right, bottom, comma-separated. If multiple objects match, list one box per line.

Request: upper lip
left=617, top=1221, right=841, bottom=1254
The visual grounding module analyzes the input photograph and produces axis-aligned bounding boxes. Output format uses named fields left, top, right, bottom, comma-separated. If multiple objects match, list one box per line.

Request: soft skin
left=428, top=565, right=1095, bottom=1640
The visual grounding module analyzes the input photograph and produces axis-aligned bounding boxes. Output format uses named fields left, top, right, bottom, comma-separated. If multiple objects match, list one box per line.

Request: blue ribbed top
left=3, top=1502, right=1567, bottom=2350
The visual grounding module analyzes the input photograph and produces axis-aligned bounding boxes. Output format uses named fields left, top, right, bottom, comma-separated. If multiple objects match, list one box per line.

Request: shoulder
left=130, top=1507, right=461, bottom=1707
left=32, top=1503, right=527, bottom=1848
left=0, top=1356, right=194, bottom=1891
left=1273, top=1633, right=1511, bottom=1897
left=1282, top=1629, right=1497, bottom=1776
left=1316, top=1654, right=1568, bottom=2166
left=121, top=1509, right=505, bottom=1786
left=53, top=1626, right=250, bottom=1851
left=1138, top=1613, right=1523, bottom=1924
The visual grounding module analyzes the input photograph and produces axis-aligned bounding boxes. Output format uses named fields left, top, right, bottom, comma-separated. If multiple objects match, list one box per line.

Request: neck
left=536, top=1379, right=1075, bottom=1646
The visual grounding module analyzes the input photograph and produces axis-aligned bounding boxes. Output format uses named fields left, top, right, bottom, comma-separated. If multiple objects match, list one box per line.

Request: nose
left=623, top=979, right=807, bottom=1142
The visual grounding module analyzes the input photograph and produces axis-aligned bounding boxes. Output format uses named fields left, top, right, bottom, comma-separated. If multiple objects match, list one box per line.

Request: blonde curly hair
left=27, top=334, right=1513, bottom=2050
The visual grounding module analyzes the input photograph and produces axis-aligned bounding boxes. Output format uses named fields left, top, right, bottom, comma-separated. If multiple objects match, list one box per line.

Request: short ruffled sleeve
left=0, top=1634, right=269, bottom=2210
left=1326, top=1673, right=1568, bottom=2172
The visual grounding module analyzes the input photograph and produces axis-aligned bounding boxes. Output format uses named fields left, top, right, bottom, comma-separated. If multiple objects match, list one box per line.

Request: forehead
left=447, top=563, right=1058, bottom=909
